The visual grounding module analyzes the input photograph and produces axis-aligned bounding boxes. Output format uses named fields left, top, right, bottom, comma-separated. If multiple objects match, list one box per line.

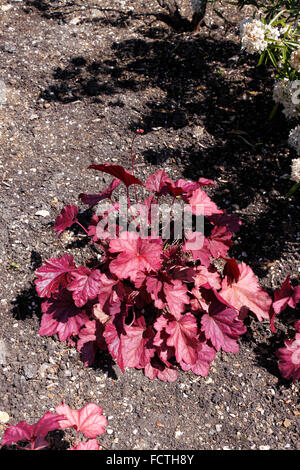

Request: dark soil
left=0, top=0, right=299, bottom=451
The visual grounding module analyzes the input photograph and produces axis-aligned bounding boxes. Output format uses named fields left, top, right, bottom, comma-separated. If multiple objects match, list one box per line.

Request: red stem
left=75, top=220, right=89, bottom=235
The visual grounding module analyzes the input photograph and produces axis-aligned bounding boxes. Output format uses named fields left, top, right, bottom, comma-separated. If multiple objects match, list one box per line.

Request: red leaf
left=187, top=188, right=223, bottom=216
left=55, top=403, right=107, bottom=438
left=88, top=163, right=143, bottom=187
left=221, top=262, right=272, bottom=321
left=206, top=226, right=233, bottom=259
left=79, top=178, right=120, bottom=206
left=35, top=254, right=76, bottom=298
left=180, top=341, right=216, bottom=376
left=70, top=439, right=100, bottom=450
left=273, top=276, right=300, bottom=315
left=1, top=412, right=63, bottom=448
left=39, top=289, right=88, bottom=342
left=54, top=205, right=78, bottom=236
left=197, top=177, right=216, bottom=187
left=144, top=357, right=178, bottom=382
left=77, top=319, right=106, bottom=366
left=277, top=333, right=300, bottom=382
left=121, top=317, right=155, bottom=369
left=223, top=258, right=240, bottom=283
left=163, top=280, right=190, bottom=319
left=201, top=300, right=246, bottom=353
left=183, top=231, right=211, bottom=267
left=109, top=232, right=163, bottom=282
left=103, top=321, right=125, bottom=373
left=144, top=171, right=172, bottom=196
left=208, top=211, right=242, bottom=233
left=67, top=267, right=102, bottom=307
left=165, top=313, right=198, bottom=365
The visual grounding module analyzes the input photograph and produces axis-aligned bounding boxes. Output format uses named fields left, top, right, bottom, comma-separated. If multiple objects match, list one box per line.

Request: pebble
left=1, top=5, right=13, bottom=11
left=35, top=210, right=50, bottom=217
left=259, top=445, right=270, bottom=450
left=0, top=339, right=8, bottom=365
left=23, top=364, right=38, bottom=379
left=0, top=411, right=10, bottom=424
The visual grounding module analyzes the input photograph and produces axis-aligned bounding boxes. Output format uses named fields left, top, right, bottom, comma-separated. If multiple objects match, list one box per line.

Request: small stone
left=69, top=16, right=81, bottom=25
left=106, top=429, right=113, bottom=435
left=259, top=445, right=270, bottom=450
left=30, top=114, right=39, bottom=120
left=44, top=103, right=51, bottom=109
left=1, top=5, right=13, bottom=11
left=0, top=340, right=8, bottom=365
left=175, top=430, right=183, bottom=439
left=35, top=210, right=50, bottom=217
left=0, top=411, right=10, bottom=423
left=216, top=424, right=222, bottom=432
left=283, top=418, right=291, bottom=428
left=23, top=364, right=37, bottom=379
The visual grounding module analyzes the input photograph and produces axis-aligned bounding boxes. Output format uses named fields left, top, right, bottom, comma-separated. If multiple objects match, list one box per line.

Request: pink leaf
left=121, top=317, right=155, bottom=369
left=187, top=188, right=223, bottom=216
left=165, top=313, right=198, bottom=365
left=197, top=177, right=216, bottom=187
left=39, top=289, right=88, bottom=342
left=35, top=254, right=76, bottom=298
left=273, top=276, right=300, bottom=315
left=208, top=211, right=242, bottom=233
left=103, top=321, right=125, bottom=372
left=220, top=262, right=272, bottom=322
left=70, top=439, right=100, bottom=450
left=163, top=280, right=190, bottom=319
left=1, top=412, right=62, bottom=448
left=183, top=231, right=211, bottom=267
left=79, top=178, right=120, bottom=206
left=54, top=205, right=78, bottom=236
left=180, top=341, right=216, bottom=376
left=277, top=333, right=300, bottom=382
left=67, top=267, right=102, bottom=307
left=144, top=356, right=178, bottom=382
left=109, top=232, right=163, bottom=282
left=206, top=226, right=233, bottom=259
left=144, top=171, right=172, bottom=196
left=55, top=403, right=107, bottom=438
left=201, top=300, right=246, bottom=353
left=88, top=163, right=143, bottom=188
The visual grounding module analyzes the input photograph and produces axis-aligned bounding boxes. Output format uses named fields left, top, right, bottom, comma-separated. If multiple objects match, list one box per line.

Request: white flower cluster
left=240, top=18, right=280, bottom=54
left=273, top=79, right=300, bottom=119
left=291, top=158, right=300, bottom=182
left=190, top=0, right=203, bottom=14
left=290, top=47, right=300, bottom=72
left=288, top=125, right=300, bottom=155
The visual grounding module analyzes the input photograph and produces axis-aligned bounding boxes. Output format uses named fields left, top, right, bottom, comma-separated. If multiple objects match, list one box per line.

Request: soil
left=0, top=0, right=299, bottom=451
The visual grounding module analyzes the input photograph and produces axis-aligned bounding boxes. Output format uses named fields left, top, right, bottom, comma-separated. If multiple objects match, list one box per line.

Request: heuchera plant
left=34, top=132, right=299, bottom=382
left=1, top=403, right=107, bottom=450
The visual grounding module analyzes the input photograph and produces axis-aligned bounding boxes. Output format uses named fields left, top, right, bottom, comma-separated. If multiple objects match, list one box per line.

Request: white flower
left=291, top=158, right=300, bottom=182
left=190, top=0, right=203, bottom=14
left=240, top=18, right=280, bottom=54
left=290, top=47, right=300, bottom=72
left=273, top=79, right=300, bottom=119
left=288, top=125, right=300, bottom=155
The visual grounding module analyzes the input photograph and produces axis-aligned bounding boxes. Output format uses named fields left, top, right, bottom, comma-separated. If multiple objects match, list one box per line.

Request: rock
left=23, top=364, right=38, bottom=379
left=0, top=411, right=10, bottom=423
left=69, top=17, right=82, bottom=25
left=0, top=340, right=8, bottom=365
left=1, top=5, right=13, bottom=11
left=35, top=210, right=50, bottom=217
